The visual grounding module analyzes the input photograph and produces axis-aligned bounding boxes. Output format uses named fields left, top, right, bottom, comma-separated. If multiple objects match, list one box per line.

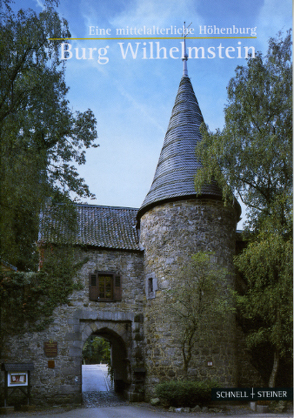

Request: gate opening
left=82, top=328, right=129, bottom=395
left=82, top=335, right=112, bottom=392
left=83, top=335, right=111, bottom=365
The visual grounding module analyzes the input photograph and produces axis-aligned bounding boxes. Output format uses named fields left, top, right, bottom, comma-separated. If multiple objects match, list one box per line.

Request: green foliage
left=194, top=31, right=292, bottom=387
left=82, top=336, right=111, bottom=365
left=233, top=233, right=293, bottom=386
left=164, top=252, right=232, bottom=375
left=0, top=246, right=85, bottom=346
left=195, top=31, right=292, bottom=233
left=0, top=1, right=98, bottom=344
left=0, top=0, right=98, bottom=271
left=155, top=380, right=217, bottom=407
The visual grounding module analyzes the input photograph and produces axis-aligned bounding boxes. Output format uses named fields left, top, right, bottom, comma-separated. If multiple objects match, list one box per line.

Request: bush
left=155, top=380, right=217, bottom=407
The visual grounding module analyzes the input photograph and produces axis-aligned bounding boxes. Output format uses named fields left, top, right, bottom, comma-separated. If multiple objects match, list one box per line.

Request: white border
left=7, top=372, right=28, bottom=387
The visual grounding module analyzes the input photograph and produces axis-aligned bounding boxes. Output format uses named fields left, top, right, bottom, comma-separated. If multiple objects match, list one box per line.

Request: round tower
left=137, top=65, right=241, bottom=397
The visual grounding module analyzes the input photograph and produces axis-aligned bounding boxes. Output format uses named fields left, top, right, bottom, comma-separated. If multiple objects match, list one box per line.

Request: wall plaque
left=48, top=360, right=55, bottom=369
left=44, top=341, right=58, bottom=357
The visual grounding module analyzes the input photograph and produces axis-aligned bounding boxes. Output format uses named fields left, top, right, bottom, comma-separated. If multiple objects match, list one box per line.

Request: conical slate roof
left=137, top=75, right=222, bottom=219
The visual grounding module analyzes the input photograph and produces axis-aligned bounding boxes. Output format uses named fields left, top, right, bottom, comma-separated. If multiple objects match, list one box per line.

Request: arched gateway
left=81, top=320, right=132, bottom=393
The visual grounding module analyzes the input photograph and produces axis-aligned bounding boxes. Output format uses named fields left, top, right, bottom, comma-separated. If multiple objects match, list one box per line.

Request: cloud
left=79, top=0, right=204, bottom=39
left=114, top=81, right=166, bottom=134
left=109, top=0, right=203, bottom=31
left=35, top=0, right=44, bottom=8
left=255, top=0, right=292, bottom=47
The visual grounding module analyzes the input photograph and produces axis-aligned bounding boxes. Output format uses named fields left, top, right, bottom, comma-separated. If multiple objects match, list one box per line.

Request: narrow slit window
left=148, top=277, right=153, bottom=293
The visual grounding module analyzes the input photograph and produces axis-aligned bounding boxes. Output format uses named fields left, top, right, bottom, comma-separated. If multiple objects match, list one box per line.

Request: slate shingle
left=40, top=204, right=140, bottom=251
left=137, top=75, right=222, bottom=219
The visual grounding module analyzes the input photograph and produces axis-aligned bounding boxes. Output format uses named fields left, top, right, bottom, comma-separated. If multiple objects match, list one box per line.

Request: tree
left=0, top=1, right=99, bottom=353
left=0, top=0, right=98, bottom=271
left=194, top=31, right=292, bottom=386
left=0, top=246, right=86, bottom=345
left=82, top=336, right=111, bottom=365
left=234, top=233, right=292, bottom=387
left=164, top=252, right=232, bottom=377
left=195, top=31, right=292, bottom=233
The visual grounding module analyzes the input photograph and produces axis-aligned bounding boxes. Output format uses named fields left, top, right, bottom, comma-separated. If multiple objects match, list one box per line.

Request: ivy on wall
left=0, top=246, right=86, bottom=350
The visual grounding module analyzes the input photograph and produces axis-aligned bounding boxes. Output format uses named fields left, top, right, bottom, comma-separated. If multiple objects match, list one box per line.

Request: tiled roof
left=137, top=75, right=222, bottom=219
left=40, top=204, right=140, bottom=251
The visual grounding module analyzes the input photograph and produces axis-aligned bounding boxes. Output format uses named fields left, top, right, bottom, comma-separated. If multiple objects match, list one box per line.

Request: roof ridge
left=76, top=204, right=139, bottom=211
left=50, top=202, right=139, bottom=211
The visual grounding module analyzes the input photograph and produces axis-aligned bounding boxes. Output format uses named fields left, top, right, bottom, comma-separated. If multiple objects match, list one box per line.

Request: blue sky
left=15, top=0, right=292, bottom=228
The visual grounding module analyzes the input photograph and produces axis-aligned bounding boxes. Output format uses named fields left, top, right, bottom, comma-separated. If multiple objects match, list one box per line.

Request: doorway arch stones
left=69, top=309, right=144, bottom=399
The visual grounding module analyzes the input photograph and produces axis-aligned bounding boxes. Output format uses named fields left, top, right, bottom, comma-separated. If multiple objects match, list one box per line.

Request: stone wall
left=0, top=248, right=145, bottom=406
left=139, top=198, right=239, bottom=397
left=0, top=204, right=265, bottom=407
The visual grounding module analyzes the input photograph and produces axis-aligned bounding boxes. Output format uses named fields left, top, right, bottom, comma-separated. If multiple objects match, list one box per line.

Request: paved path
left=10, top=404, right=293, bottom=418
left=82, top=391, right=126, bottom=408
left=82, top=364, right=111, bottom=392
left=8, top=365, right=293, bottom=417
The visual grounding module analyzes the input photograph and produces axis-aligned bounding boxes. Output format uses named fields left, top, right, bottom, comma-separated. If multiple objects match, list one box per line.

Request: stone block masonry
left=140, top=199, right=239, bottom=397
left=0, top=208, right=264, bottom=407
left=0, top=249, right=145, bottom=406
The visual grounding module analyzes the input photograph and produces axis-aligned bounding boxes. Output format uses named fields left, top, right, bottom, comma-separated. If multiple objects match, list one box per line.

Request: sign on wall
left=44, top=341, right=58, bottom=357
left=7, top=372, right=28, bottom=387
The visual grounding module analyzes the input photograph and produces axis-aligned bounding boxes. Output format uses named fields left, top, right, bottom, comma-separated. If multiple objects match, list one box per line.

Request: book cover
left=1, top=0, right=292, bottom=411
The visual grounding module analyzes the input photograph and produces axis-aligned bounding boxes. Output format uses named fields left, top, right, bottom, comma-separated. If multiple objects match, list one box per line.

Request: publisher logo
left=211, top=388, right=293, bottom=401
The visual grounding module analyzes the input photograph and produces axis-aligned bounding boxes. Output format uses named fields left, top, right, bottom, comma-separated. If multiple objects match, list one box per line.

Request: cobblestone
left=82, top=391, right=127, bottom=408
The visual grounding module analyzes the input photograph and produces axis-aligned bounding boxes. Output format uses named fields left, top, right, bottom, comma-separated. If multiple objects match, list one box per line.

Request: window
left=146, top=273, right=157, bottom=299
left=148, top=277, right=153, bottom=293
left=89, top=271, right=122, bottom=302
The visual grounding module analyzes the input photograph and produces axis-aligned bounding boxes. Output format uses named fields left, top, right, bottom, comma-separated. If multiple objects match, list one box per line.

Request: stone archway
left=80, top=320, right=131, bottom=395
left=72, top=311, right=145, bottom=402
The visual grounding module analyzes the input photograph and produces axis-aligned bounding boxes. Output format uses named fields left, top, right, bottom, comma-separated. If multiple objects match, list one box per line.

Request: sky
left=14, top=0, right=292, bottom=229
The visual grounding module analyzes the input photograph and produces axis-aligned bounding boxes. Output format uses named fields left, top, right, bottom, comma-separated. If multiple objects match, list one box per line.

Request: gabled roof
left=40, top=204, right=140, bottom=251
left=137, top=75, right=222, bottom=220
